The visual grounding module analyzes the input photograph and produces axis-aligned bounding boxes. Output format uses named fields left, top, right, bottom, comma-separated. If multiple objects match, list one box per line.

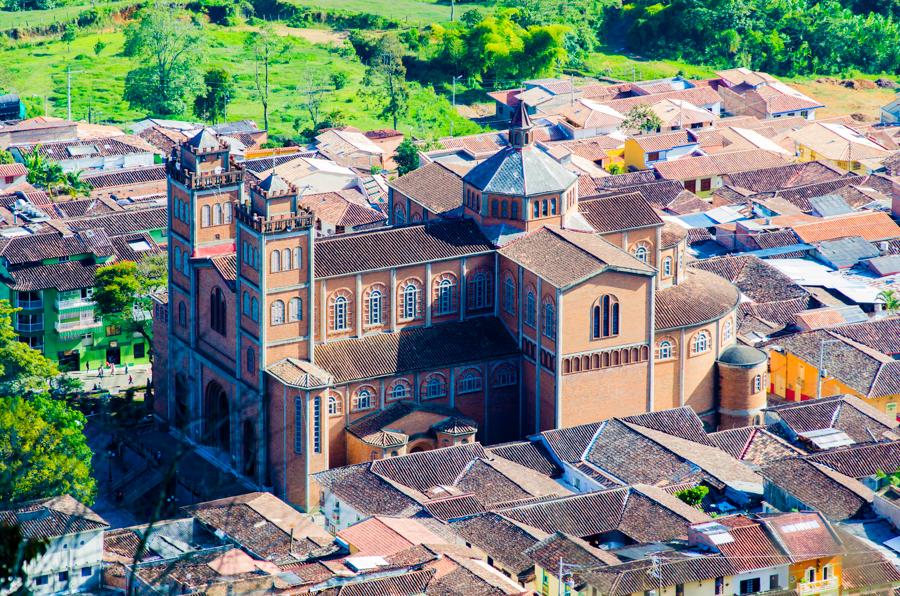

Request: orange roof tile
left=791, top=211, right=900, bottom=243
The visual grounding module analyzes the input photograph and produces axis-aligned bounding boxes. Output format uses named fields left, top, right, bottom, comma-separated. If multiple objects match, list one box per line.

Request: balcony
left=166, top=160, right=243, bottom=190
left=235, top=203, right=313, bottom=235
left=16, top=321, right=43, bottom=332
left=55, top=297, right=95, bottom=311
left=55, top=318, right=103, bottom=334
left=16, top=299, right=43, bottom=310
left=796, top=577, right=838, bottom=595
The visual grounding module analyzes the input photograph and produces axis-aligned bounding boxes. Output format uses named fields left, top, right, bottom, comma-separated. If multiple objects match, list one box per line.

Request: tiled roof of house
left=81, top=165, right=167, bottom=189
left=50, top=197, right=120, bottom=219
left=621, top=406, right=714, bottom=445
left=299, top=189, right=385, bottom=229
left=708, top=426, right=803, bottom=467
left=577, top=192, right=663, bottom=233
left=311, top=317, right=517, bottom=384
left=828, top=316, right=900, bottom=355
left=486, top=441, right=562, bottom=478
left=370, top=443, right=487, bottom=495
left=0, top=163, right=27, bottom=178
left=766, top=394, right=899, bottom=443
left=654, top=268, right=740, bottom=331
left=0, top=495, right=107, bottom=540
left=653, top=149, right=789, bottom=180
left=330, top=568, right=435, bottom=596
left=314, top=219, right=493, bottom=278
left=583, top=553, right=734, bottom=596
left=498, top=484, right=709, bottom=543
left=541, top=422, right=603, bottom=464
left=66, top=207, right=167, bottom=236
left=839, top=531, right=900, bottom=593
left=765, top=176, right=864, bottom=212
left=803, top=441, right=900, bottom=479
left=210, top=253, right=237, bottom=287
left=450, top=513, right=548, bottom=576
left=388, top=162, right=463, bottom=216
left=603, top=86, right=722, bottom=114
left=692, top=254, right=808, bottom=303
left=423, top=494, right=486, bottom=521
left=660, top=222, right=688, bottom=247
left=314, top=464, right=423, bottom=518
left=632, top=130, right=697, bottom=153
left=591, top=180, right=702, bottom=214
left=463, top=143, right=577, bottom=197
left=184, top=492, right=334, bottom=565
left=498, top=226, right=654, bottom=288
left=705, top=515, right=790, bottom=573
left=7, top=259, right=101, bottom=291
left=337, top=517, right=445, bottom=557
left=757, top=511, right=843, bottom=560
left=12, top=135, right=157, bottom=160
left=524, top=532, right=620, bottom=588
left=791, top=211, right=900, bottom=243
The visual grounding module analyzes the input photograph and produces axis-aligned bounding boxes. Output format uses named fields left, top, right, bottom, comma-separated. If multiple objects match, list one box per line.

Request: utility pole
left=450, top=75, right=462, bottom=137
left=816, top=338, right=841, bottom=399
left=67, top=66, right=72, bottom=121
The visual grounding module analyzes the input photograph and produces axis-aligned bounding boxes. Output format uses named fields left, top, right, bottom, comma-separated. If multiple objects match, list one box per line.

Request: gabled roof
left=524, top=532, right=620, bottom=587
left=653, top=149, right=789, bottom=180
left=583, top=553, right=735, bottom=596
left=577, top=192, right=663, bottom=233
left=708, top=426, right=803, bottom=467
left=450, top=513, right=548, bottom=576
left=756, top=511, right=843, bottom=560
left=701, top=515, right=790, bottom=573
left=498, top=226, right=654, bottom=289
left=803, top=440, right=900, bottom=479
left=463, top=144, right=577, bottom=196
left=790, top=211, right=900, bottom=243
left=765, top=394, right=898, bottom=442
left=0, top=495, right=107, bottom=540
left=828, top=316, right=900, bottom=355
left=387, top=162, right=463, bottom=215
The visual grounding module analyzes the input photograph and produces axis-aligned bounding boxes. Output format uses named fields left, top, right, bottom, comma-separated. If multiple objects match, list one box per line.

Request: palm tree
left=877, top=289, right=900, bottom=313
left=57, top=170, right=92, bottom=198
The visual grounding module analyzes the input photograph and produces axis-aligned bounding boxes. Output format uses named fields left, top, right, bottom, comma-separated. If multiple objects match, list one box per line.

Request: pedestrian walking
left=128, top=375, right=133, bottom=385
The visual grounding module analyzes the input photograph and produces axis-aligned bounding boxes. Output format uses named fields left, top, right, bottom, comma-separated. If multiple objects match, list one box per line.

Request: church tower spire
left=509, top=101, right=534, bottom=149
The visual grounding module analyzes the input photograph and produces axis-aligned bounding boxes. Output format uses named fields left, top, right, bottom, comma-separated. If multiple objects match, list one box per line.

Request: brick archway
left=203, top=380, right=230, bottom=452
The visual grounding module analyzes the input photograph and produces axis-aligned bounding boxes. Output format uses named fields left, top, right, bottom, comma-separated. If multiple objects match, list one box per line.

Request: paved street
left=67, top=362, right=152, bottom=395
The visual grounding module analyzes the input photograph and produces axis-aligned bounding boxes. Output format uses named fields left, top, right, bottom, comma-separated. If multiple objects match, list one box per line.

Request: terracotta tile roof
left=311, top=317, right=517, bottom=384
left=0, top=230, right=110, bottom=265
left=315, top=464, right=423, bottom=518
left=828, top=316, right=900, bottom=355
left=66, top=207, right=167, bottom=236
left=584, top=552, right=735, bottom=596
left=334, top=568, right=435, bottom=596
left=765, top=176, right=866, bottom=212
left=839, top=531, right=900, bottom=593
left=632, top=130, right=697, bottom=153
left=12, top=135, right=157, bottom=160
left=498, top=484, right=709, bottom=543
left=8, top=259, right=101, bottom=292
left=299, top=189, right=385, bottom=228
left=660, top=222, right=688, bottom=247
left=314, top=219, right=492, bottom=278
left=791, top=211, right=900, bottom=243
left=577, top=192, right=663, bottom=233
left=541, top=422, right=603, bottom=464
left=708, top=426, right=802, bottom=467
left=524, top=532, right=620, bottom=588
left=487, top=441, right=562, bottom=478
left=703, top=515, right=790, bottom=573
left=50, top=197, right=119, bottom=219
left=757, top=511, right=843, bottom=560
left=804, top=440, right=900, bottom=478
left=790, top=122, right=891, bottom=161
left=0, top=495, right=107, bottom=540
left=721, top=161, right=846, bottom=194
left=691, top=254, right=808, bottom=303
left=337, top=517, right=445, bottom=557
left=594, top=169, right=658, bottom=188
left=588, top=179, right=690, bottom=210
left=498, top=226, right=654, bottom=288
left=81, top=165, right=166, bottom=189
left=210, top=253, right=237, bottom=287
left=654, top=268, right=740, bottom=331
left=423, top=494, right=486, bottom=521
left=620, top=407, right=710, bottom=443
left=603, top=86, right=722, bottom=114
left=0, top=163, right=27, bottom=178
left=740, top=297, right=813, bottom=326
left=767, top=394, right=899, bottom=443
left=450, top=513, right=547, bottom=576
left=687, top=228, right=713, bottom=244
left=370, top=443, right=488, bottom=495
left=748, top=229, right=800, bottom=250
left=653, top=149, right=789, bottom=180
left=388, top=162, right=463, bottom=215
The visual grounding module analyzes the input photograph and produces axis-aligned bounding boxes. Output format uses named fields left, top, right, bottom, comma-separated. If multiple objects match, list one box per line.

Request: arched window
left=663, top=256, right=673, bottom=276
left=389, top=381, right=410, bottom=401
left=213, top=203, right=222, bottom=225
left=251, top=297, right=259, bottom=322
left=593, top=295, right=620, bottom=338
left=491, top=199, right=499, bottom=217
left=242, top=292, right=250, bottom=315
left=511, top=202, right=519, bottom=219
left=174, top=246, right=182, bottom=272
left=353, top=388, right=374, bottom=411
left=467, top=271, right=491, bottom=310
left=525, top=289, right=536, bottom=327
left=201, top=205, right=210, bottom=227
left=423, top=374, right=447, bottom=399
left=543, top=298, right=556, bottom=340
left=328, top=395, right=342, bottom=417
left=493, top=365, right=516, bottom=387
left=433, top=279, right=451, bottom=314
left=458, top=370, right=482, bottom=394
left=503, top=276, right=515, bottom=314
left=656, top=338, right=676, bottom=360
left=271, top=300, right=285, bottom=325
left=288, top=297, right=302, bottom=322
left=210, top=287, right=226, bottom=335
left=270, top=250, right=281, bottom=273
left=367, top=290, right=383, bottom=325
left=282, top=248, right=291, bottom=271
left=332, top=296, right=349, bottom=331
left=223, top=202, right=233, bottom=224
left=723, top=319, right=734, bottom=342
left=692, top=331, right=711, bottom=355
left=633, top=244, right=649, bottom=263
left=182, top=253, right=190, bottom=276
left=401, top=282, right=420, bottom=320
left=293, top=247, right=302, bottom=269
left=753, top=374, right=763, bottom=393
left=246, top=347, right=255, bottom=374
left=178, top=302, right=186, bottom=326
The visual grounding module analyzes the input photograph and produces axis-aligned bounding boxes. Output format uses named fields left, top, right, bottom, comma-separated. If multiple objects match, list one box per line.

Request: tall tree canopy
left=194, top=67, right=234, bottom=124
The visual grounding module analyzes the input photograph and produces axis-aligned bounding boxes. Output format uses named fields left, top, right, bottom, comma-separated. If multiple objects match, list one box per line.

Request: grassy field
left=0, top=23, right=479, bottom=138
left=0, top=0, right=133, bottom=30
left=283, top=0, right=482, bottom=25
left=584, top=50, right=718, bottom=82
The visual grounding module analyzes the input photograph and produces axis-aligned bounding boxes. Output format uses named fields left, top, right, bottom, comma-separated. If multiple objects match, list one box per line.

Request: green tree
left=93, top=39, right=107, bottom=56
left=330, top=71, right=348, bottom=90
left=61, top=23, right=77, bottom=54
left=621, top=104, right=662, bottom=134
left=0, top=301, right=58, bottom=396
left=123, top=3, right=203, bottom=115
left=878, top=289, right=900, bottom=313
left=193, top=67, right=234, bottom=124
left=93, top=256, right=167, bottom=348
left=674, top=484, right=709, bottom=508
left=245, top=26, right=284, bottom=133
left=0, top=150, right=12, bottom=165
left=394, top=137, right=420, bottom=176
left=363, top=34, right=409, bottom=130
left=0, top=394, right=95, bottom=504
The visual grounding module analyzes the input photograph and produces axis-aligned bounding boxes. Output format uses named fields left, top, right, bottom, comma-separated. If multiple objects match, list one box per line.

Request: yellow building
left=767, top=329, right=900, bottom=416
left=757, top=512, right=842, bottom=596
left=788, top=122, right=891, bottom=174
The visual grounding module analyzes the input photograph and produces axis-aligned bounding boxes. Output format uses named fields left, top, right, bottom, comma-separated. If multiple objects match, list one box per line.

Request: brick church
left=153, top=105, right=765, bottom=509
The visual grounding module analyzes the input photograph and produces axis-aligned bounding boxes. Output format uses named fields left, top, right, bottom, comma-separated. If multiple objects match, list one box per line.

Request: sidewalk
left=67, top=363, right=152, bottom=395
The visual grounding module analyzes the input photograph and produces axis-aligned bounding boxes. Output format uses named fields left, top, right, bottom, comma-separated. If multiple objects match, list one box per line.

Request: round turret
left=716, top=344, right=768, bottom=429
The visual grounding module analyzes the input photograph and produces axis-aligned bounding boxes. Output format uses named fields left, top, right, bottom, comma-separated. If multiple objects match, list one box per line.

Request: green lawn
left=0, top=0, right=133, bottom=30
left=583, top=50, right=718, bottom=81
left=1, top=24, right=479, bottom=138
left=283, top=0, right=483, bottom=25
